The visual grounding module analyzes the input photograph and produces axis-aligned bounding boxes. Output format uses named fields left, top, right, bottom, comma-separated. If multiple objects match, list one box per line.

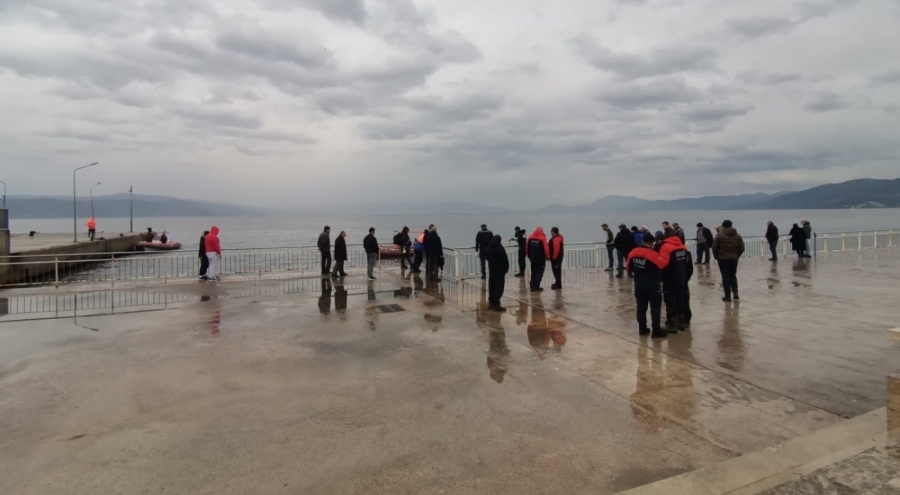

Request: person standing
left=614, top=224, right=635, bottom=278
left=487, top=235, right=510, bottom=311
left=332, top=231, right=348, bottom=277
left=602, top=224, right=615, bottom=271
left=526, top=226, right=550, bottom=292
left=424, top=225, right=443, bottom=281
left=412, top=231, right=425, bottom=272
left=475, top=224, right=494, bottom=280
left=198, top=230, right=209, bottom=280
left=659, top=229, right=689, bottom=332
left=712, top=220, right=744, bottom=302
left=510, top=227, right=527, bottom=277
left=789, top=223, right=806, bottom=258
left=766, top=221, right=780, bottom=261
left=393, top=227, right=412, bottom=269
left=801, top=220, right=812, bottom=257
left=363, top=228, right=378, bottom=280
left=317, top=226, right=332, bottom=275
left=205, top=226, right=222, bottom=282
left=695, top=223, right=713, bottom=264
left=549, top=227, right=565, bottom=290
left=86, top=217, right=97, bottom=241
left=627, top=234, right=669, bottom=338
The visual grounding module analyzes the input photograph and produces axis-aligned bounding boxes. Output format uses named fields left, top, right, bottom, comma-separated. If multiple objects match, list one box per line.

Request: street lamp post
left=73, top=162, right=98, bottom=242
left=90, top=182, right=102, bottom=218
left=129, top=185, right=133, bottom=233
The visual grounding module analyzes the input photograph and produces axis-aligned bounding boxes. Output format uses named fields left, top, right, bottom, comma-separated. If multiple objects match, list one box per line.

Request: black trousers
left=606, top=245, right=615, bottom=268
left=479, top=251, right=488, bottom=276
left=412, top=251, right=423, bottom=270
left=616, top=250, right=627, bottom=274
left=717, top=259, right=739, bottom=298
left=551, top=261, right=562, bottom=287
left=530, top=261, right=545, bottom=289
left=199, top=255, right=209, bottom=276
left=332, top=260, right=345, bottom=276
left=663, top=283, right=685, bottom=323
left=488, top=274, right=505, bottom=307
left=769, top=241, right=778, bottom=260
left=518, top=251, right=526, bottom=274
left=426, top=256, right=440, bottom=280
left=635, top=289, right=662, bottom=332
left=88, top=229, right=96, bottom=240
left=321, top=251, right=332, bottom=274
left=402, top=248, right=411, bottom=268
left=697, top=244, right=710, bottom=263
left=684, top=285, right=692, bottom=323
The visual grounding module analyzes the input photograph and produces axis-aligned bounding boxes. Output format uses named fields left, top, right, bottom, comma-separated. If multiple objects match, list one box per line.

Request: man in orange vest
left=86, top=217, right=97, bottom=240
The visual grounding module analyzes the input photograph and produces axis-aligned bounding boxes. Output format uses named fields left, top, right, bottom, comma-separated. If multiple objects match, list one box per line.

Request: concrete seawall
left=1, top=233, right=145, bottom=285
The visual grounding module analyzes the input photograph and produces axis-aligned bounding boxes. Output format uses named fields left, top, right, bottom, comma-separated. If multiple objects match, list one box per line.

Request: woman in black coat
left=332, top=231, right=348, bottom=277
left=789, top=223, right=806, bottom=258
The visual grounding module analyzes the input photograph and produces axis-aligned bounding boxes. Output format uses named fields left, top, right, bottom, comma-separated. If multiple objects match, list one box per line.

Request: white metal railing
left=1, top=230, right=896, bottom=287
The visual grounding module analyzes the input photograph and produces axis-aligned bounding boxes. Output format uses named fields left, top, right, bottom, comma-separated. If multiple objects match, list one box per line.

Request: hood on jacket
left=209, top=226, right=219, bottom=236
left=662, top=236, right=684, bottom=249
left=490, top=235, right=502, bottom=247
left=722, top=227, right=738, bottom=237
left=531, top=227, right=546, bottom=238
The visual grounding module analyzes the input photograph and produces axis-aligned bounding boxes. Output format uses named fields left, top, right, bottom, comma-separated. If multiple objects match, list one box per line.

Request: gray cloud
left=572, top=35, right=717, bottom=80
left=737, top=71, right=803, bottom=85
left=804, top=91, right=851, bottom=112
left=597, top=78, right=702, bottom=109
left=870, top=69, right=900, bottom=87
left=726, top=16, right=795, bottom=39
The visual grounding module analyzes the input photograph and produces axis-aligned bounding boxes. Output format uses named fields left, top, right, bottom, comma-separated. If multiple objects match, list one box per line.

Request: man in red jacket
left=627, top=235, right=670, bottom=338
left=526, top=227, right=550, bottom=292
left=204, top=226, right=222, bottom=281
left=548, top=227, right=565, bottom=290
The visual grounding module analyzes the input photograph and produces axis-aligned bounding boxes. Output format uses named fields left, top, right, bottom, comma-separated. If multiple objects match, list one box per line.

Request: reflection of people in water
left=412, top=272, right=424, bottom=292
left=366, top=285, right=377, bottom=331
left=485, top=311, right=509, bottom=383
left=318, top=278, right=332, bottom=315
left=630, top=342, right=698, bottom=428
left=200, top=295, right=221, bottom=336
left=516, top=299, right=528, bottom=325
left=334, top=281, right=348, bottom=318
left=424, top=313, right=442, bottom=333
left=527, top=307, right=567, bottom=358
left=717, top=303, right=745, bottom=372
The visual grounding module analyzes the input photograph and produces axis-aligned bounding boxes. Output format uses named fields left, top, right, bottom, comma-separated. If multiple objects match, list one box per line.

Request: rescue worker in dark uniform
left=486, top=235, right=510, bottom=311
left=526, top=226, right=550, bottom=292
left=475, top=224, right=494, bottom=280
left=627, top=235, right=670, bottom=338
left=549, top=227, right=565, bottom=290
left=510, top=226, right=527, bottom=277
left=659, top=229, right=689, bottom=332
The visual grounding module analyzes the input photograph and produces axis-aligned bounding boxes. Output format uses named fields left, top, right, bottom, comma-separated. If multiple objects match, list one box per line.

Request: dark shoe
left=682, top=321, right=691, bottom=330
left=491, top=305, right=507, bottom=312
left=615, top=274, right=623, bottom=278
left=368, top=276, right=376, bottom=281
left=481, top=274, right=486, bottom=280
left=604, top=267, right=613, bottom=272
left=531, top=288, right=543, bottom=292
left=664, top=320, right=676, bottom=329
left=676, top=315, right=685, bottom=331
left=340, top=272, right=348, bottom=277
left=514, top=272, right=525, bottom=277
left=651, top=331, right=668, bottom=339
left=551, top=284, right=561, bottom=290
left=666, top=327, right=679, bottom=334
left=733, top=294, right=739, bottom=300
left=694, top=262, right=702, bottom=265
left=639, top=328, right=650, bottom=336
left=769, top=258, right=777, bottom=261
left=722, top=296, right=731, bottom=302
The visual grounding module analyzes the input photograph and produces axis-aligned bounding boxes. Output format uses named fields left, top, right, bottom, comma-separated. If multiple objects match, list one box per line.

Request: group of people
left=198, top=226, right=221, bottom=281
left=767, top=220, right=813, bottom=260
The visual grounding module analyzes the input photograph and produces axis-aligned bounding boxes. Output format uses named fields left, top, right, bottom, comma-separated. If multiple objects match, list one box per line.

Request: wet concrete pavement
left=0, top=250, right=898, bottom=494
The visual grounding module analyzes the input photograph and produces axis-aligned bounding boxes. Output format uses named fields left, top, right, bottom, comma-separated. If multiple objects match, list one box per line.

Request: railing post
left=858, top=231, right=862, bottom=252
left=54, top=256, right=59, bottom=285
left=454, top=249, right=460, bottom=282
left=841, top=233, right=846, bottom=252
left=111, top=254, right=116, bottom=288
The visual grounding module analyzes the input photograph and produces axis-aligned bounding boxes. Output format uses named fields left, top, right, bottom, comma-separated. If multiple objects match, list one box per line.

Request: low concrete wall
left=1, top=233, right=144, bottom=285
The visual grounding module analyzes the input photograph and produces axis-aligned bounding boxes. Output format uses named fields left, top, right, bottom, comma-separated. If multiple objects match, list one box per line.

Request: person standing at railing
left=712, top=220, right=744, bottom=302
left=602, top=224, right=615, bottom=272
left=412, top=231, right=425, bottom=273
left=549, top=227, right=565, bottom=290
left=424, top=224, right=443, bottom=281
left=318, top=226, right=332, bottom=276
left=696, top=223, right=713, bottom=264
left=526, top=226, right=550, bottom=292
left=510, top=226, right=527, bottom=277
left=790, top=223, right=807, bottom=259
left=393, top=227, right=411, bottom=270
left=475, top=224, right=494, bottom=280
left=332, top=231, right=348, bottom=278
left=766, top=221, right=780, bottom=261
left=198, top=230, right=209, bottom=280
left=364, top=227, right=378, bottom=281
left=801, top=220, right=813, bottom=257
left=204, top=226, right=221, bottom=282
left=614, top=224, right=635, bottom=278
left=487, top=235, right=509, bottom=312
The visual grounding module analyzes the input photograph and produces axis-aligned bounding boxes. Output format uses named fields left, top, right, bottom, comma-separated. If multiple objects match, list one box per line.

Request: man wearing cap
left=475, top=224, right=494, bottom=280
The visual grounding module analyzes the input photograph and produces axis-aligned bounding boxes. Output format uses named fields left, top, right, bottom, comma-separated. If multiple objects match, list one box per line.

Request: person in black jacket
left=317, top=226, right=332, bottom=275
left=363, top=228, right=378, bottom=280
left=475, top=224, right=494, bottom=280
left=198, top=230, right=209, bottom=280
left=393, top=226, right=411, bottom=269
left=695, top=223, right=713, bottom=264
left=684, top=250, right=694, bottom=327
left=510, top=226, right=526, bottom=277
left=766, top=221, right=780, bottom=261
left=486, top=235, right=510, bottom=311
left=627, top=235, right=669, bottom=338
left=789, top=223, right=806, bottom=258
left=424, top=224, right=443, bottom=281
left=613, top=224, right=635, bottom=278
left=332, top=231, right=348, bottom=277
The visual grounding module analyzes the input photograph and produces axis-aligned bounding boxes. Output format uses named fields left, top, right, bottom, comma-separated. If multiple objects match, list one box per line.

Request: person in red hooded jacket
left=526, top=227, right=550, bottom=292
left=204, top=226, right=222, bottom=281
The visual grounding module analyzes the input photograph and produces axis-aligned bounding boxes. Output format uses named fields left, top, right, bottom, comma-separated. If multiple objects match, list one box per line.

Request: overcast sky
left=1, top=0, right=898, bottom=209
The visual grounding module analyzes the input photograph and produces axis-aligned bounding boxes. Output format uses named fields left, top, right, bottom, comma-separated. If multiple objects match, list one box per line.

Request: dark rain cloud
left=804, top=91, right=851, bottom=113
left=571, top=35, right=718, bottom=80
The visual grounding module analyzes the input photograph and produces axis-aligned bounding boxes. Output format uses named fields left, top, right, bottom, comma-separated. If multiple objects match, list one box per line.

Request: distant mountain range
left=4, top=178, right=899, bottom=218
left=537, top=178, right=900, bottom=212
